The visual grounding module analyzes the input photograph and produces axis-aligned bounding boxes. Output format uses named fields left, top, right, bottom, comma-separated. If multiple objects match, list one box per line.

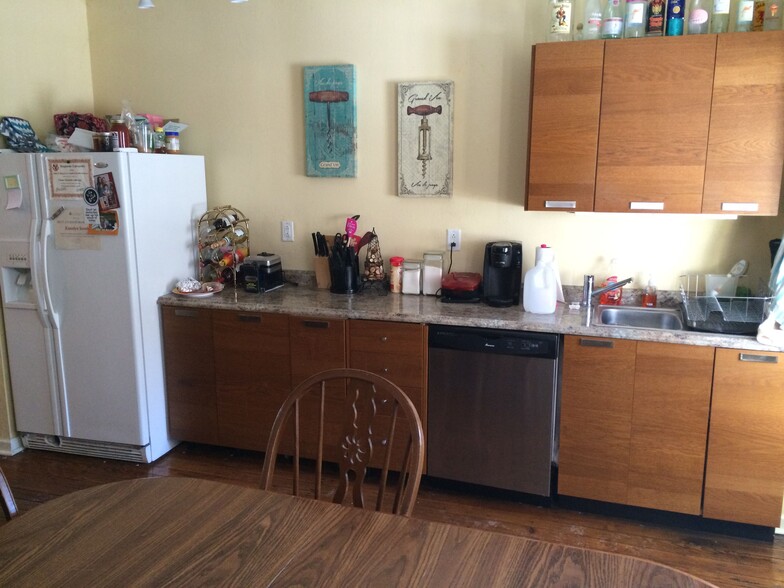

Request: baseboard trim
left=776, top=516, right=784, bottom=536
left=0, top=435, right=24, bottom=456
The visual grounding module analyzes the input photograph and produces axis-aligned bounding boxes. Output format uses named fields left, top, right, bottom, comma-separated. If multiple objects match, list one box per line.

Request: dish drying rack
left=679, top=274, right=770, bottom=335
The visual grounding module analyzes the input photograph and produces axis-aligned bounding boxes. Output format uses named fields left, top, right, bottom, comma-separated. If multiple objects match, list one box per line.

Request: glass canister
left=422, top=251, right=444, bottom=296
left=402, top=259, right=423, bottom=295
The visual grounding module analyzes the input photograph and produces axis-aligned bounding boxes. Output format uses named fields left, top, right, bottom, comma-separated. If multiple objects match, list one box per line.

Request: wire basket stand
left=197, top=205, right=250, bottom=301
left=680, top=274, right=770, bottom=334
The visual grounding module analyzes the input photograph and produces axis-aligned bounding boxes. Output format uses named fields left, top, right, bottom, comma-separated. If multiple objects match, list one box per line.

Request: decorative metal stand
left=197, top=205, right=250, bottom=301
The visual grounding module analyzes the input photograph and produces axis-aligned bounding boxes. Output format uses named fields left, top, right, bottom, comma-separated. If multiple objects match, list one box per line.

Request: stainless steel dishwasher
left=427, top=325, right=561, bottom=498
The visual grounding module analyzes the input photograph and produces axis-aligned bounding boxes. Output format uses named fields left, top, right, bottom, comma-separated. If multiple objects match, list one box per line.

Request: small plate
left=172, top=282, right=224, bottom=298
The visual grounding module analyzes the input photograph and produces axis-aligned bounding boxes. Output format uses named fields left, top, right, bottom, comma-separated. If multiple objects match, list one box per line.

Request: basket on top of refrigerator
left=680, top=270, right=771, bottom=335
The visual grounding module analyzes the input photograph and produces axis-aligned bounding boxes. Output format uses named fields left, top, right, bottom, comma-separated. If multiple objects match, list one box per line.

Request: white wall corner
left=0, top=435, right=24, bottom=456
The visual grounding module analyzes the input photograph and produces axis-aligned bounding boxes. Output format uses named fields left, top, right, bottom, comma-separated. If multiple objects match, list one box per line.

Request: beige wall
left=83, top=0, right=782, bottom=291
left=0, top=1, right=782, bottom=450
left=0, top=0, right=94, bottom=450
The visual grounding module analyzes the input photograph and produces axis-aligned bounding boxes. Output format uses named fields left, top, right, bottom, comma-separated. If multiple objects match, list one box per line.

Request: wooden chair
left=260, top=368, right=424, bottom=516
left=0, top=465, right=18, bottom=521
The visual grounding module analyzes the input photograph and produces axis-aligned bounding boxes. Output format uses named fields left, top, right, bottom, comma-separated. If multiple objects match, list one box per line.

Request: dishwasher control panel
left=429, top=325, right=559, bottom=359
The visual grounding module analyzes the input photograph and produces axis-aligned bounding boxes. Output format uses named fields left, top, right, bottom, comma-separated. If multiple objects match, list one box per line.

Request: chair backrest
left=260, top=368, right=424, bottom=516
left=0, top=465, right=18, bottom=521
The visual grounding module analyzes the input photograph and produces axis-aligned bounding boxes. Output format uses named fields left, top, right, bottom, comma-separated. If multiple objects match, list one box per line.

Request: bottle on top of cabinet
left=625, top=0, right=648, bottom=37
left=583, top=0, right=604, bottom=38
left=735, top=0, right=755, bottom=30
left=666, top=0, right=685, bottom=34
left=710, top=0, right=731, bottom=32
left=548, top=0, right=574, bottom=41
left=646, top=0, right=666, bottom=34
left=601, top=0, right=625, bottom=38
left=688, top=0, right=711, bottom=33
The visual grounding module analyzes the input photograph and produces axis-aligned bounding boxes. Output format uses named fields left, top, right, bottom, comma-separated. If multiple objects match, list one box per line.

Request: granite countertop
left=158, top=280, right=779, bottom=353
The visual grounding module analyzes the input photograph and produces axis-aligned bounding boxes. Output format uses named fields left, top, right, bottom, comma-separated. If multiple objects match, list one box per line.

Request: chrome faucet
left=582, top=275, right=634, bottom=307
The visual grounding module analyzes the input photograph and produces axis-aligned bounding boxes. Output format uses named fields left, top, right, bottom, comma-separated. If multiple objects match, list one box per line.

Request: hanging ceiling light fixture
left=137, top=0, right=155, bottom=8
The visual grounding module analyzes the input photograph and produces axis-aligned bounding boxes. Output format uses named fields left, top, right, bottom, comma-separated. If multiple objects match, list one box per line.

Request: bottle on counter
left=710, top=0, right=731, bottom=32
left=523, top=256, right=558, bottom=314
left=666, top=0, right=686, bottom=34
left=584, top=0, right=604, bottom=38
left=735, top=0, right=755, bottom=30
left=599, top=258, right=624, bottom=306
left=601, top=0, right=625, bottom=38
left=625, top=0, right=649, bottom=37
left=642, top=275, right=658, bottom=307
left=688, top=0, right=711, bottom=33
left=646, top=0, right=666, bottom=35
left=547, top=0, right=575, bottom=41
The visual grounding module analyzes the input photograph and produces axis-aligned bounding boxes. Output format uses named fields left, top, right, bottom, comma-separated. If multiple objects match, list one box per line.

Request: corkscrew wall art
left=304, top=64, right=357, bottom=178
left=398, top=81, right=454, bottom=197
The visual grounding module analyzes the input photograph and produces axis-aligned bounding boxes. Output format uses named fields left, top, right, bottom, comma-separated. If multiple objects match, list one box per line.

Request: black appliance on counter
left=482, top=241, right=522, bottom=307
left=238, top=252, right=284, bottom=293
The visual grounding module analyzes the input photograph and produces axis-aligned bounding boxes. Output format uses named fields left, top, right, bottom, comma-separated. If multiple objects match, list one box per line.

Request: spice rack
left=197, top=205, right=250, bottom=297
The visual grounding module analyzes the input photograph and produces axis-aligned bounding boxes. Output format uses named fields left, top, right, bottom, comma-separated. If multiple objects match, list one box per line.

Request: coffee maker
left=483, top=241, right=523, bottom=307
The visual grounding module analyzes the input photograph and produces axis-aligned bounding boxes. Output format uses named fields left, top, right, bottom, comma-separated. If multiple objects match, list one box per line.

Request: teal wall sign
left=304, top=64, right=357, bottom=178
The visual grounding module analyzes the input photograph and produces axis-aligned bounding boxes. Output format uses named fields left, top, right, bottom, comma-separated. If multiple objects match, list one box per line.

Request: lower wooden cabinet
left=560, top=336, right=714, bottom=515
left=703, top=348, right=784, bottom=527
left=161, top=306, right=217, bottom=444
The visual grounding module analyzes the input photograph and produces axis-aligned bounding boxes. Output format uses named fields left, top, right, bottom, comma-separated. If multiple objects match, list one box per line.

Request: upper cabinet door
left=703, top=31, right=784, bottom=216
left=595, top=36, right=717, bottom=213
left=526, top=41, right=604, bottom=212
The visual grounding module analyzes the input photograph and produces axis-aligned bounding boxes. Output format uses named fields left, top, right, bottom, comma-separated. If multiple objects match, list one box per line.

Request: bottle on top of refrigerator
left=625, top=0, right=648, bottom=36
left=583, top=0, right=604, bottom=38
left=764, top=0, right=781, bottom=29
left=548, top=0, right=574, bottom=41
left=710, top=0, right=731, bottom=31
left=666, top=0, right=686, bottom=34
left=735, top=0, right=755, bottom=30
left=646, top=0, right=666, bottom=34
left=598, top=258, right=624, bottom=306
left=602, top=0, right=625, bottom=38
left=752, top=0, right=766, bottom=30
left=688, top=0, right=711, bottom=32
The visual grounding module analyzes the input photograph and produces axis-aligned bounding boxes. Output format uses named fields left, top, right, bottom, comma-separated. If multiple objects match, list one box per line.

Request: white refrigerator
left=0, top=152, right=206, bottom=462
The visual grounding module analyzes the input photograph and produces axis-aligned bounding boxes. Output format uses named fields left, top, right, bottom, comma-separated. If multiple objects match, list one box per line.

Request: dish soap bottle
left=599, top=258, right=623, bottom=306
left=642, top=274, right=658, bottom=307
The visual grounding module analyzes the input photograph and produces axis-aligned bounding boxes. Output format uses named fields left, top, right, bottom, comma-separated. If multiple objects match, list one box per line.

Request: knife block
left=314, top=256, right=331, bottom=289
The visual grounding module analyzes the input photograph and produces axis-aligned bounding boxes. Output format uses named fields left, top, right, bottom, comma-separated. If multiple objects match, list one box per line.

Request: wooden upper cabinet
left=595, top=35, right=717, bottom=213
left=526, top=41, right=604, bottom=212
left=704, top=348, right=784, bottom=527
left=703, top=31, right=784, bottom=216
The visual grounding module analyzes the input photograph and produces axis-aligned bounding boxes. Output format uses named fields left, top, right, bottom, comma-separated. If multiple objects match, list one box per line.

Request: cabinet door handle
left=544, top=200, right=577, bottom=209
left=380, top=336, right=388, bottom=342
left=579, top=338, right=614, bottom=348
left=739, top=353, right=778, bottom=364
left=722, top=202, right=759, bottom=213
left=302, top=320, right=329, bottom=329
left=174, top=309, right=199, bottom=318
left=237, top=315, right=261, bottom=323
left=629, top=201, right=664, bottom=211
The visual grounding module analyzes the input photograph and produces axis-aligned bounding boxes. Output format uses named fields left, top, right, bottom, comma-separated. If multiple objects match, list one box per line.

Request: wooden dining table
left=0, top=477, right=714, bottom=587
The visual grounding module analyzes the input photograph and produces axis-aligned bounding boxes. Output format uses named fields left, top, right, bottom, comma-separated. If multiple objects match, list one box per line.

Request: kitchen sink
left=595, top=305, right=685, bottom=331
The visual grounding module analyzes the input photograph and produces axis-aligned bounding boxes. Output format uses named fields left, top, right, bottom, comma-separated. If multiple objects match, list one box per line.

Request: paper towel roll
left=535, top=245, right=564, bottom=303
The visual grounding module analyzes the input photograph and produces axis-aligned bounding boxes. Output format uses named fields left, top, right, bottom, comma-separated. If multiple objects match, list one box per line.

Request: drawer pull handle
left=380, top=336, right=388, bottom=342
left=174, top=309, right=199, bottom=318
left=237, top=315, right=261, bottom=323
left=382, top=368, right=389, bottom=373
left=302, top=320, right=329, bottom=329
left=739, top=353, right=778, bottom=364
left=579, top=338, right=614, bottom=348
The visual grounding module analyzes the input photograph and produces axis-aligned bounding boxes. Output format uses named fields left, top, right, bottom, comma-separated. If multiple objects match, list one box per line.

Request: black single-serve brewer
left=482, top=241, right=523, bottom=307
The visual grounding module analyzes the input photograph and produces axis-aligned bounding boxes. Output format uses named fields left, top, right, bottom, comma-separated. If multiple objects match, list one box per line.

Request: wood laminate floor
left=1, top=442, right=782, bottom=588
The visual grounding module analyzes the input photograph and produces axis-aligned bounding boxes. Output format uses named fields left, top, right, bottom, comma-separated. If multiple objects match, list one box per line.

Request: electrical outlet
left=281, top=220, right=294, bottom=242
left=446, top=228, right=461, bottom=251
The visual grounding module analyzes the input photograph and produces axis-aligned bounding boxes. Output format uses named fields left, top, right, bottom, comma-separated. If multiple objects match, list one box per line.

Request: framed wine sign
left=398, top=81, right=454, bottom=197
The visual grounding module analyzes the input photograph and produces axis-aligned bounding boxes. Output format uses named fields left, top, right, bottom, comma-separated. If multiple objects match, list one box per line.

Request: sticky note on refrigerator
left=5, top=188, right=22, bottom=210
left=4, top=175, right=20, bottom=190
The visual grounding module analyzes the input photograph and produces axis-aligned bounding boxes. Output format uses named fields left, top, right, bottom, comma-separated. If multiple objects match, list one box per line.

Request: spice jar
left=389, top=256, right=404, bottom=293
left=165, top=131, right=180, bottom=154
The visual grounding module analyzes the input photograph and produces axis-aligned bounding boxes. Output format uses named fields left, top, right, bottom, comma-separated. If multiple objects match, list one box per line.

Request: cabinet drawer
left=349, top=350, right=424, bottom=389
left=348, top=319, right=425, bottom=357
